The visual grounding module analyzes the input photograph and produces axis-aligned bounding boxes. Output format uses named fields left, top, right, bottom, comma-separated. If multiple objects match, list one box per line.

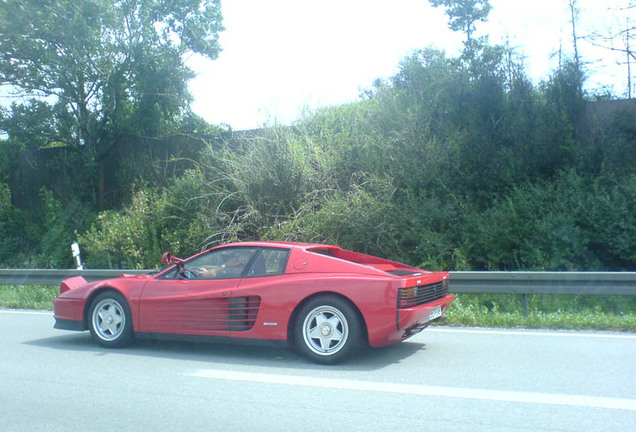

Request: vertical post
left=523, top=294, right=529, bottom=318
left=71, top=242, right=83, bottom=270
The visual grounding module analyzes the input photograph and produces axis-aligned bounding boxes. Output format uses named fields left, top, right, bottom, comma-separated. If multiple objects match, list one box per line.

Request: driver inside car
left=194, top=250, right=250, bottom=279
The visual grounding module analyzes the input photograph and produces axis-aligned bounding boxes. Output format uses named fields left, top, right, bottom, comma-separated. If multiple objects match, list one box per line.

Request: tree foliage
left=76, top=44, right=635, bottom=271
left=429, top=0, right=492, bottom=44
left=0, top=0, right=224, bottom=206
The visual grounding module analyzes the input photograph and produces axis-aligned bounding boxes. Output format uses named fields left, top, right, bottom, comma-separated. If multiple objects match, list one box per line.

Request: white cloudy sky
left=188, top=0, right=633, bottom=130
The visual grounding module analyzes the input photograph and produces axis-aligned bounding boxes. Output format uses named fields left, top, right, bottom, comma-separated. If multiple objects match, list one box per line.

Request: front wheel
left=88, top=291, right=133, bottom=348
left=293, top=295, right=363, bottom=364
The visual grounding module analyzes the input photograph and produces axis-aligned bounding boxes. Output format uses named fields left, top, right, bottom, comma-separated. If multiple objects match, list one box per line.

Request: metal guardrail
left=0, top=269, right=150, bottom=286
left=448, top=272, right=636, bottom=315
left=449, top=271, right=636, bottom=296
left=0, top=269, right=635, bottom=296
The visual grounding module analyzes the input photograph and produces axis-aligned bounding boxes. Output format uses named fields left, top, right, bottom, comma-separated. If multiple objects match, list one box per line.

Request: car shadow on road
left=26, top=332, right=428, bottom=371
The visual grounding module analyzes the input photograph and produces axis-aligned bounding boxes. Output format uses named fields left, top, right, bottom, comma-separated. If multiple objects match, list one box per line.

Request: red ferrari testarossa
left=53, top=241, right=454, bottom=364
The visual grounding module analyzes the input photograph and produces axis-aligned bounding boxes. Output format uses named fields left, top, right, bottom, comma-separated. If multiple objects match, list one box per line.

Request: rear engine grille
left=398, top=281, right=447, bottom=308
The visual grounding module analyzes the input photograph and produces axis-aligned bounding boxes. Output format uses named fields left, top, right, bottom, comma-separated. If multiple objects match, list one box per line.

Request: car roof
left=221, top=241, right=337, bottom=250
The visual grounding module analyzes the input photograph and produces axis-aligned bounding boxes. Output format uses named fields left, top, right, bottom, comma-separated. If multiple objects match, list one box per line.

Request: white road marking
left=427, top=327, right=636, bottom=340
left=0, top=309, right=51, bottom=316
left=188, top=369, right=636, bottom=411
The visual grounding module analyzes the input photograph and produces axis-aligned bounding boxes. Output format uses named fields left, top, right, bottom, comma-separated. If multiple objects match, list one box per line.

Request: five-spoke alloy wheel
left=88, top=291, right=133, bottom=348
left=294, top=295, right=363, bottom=364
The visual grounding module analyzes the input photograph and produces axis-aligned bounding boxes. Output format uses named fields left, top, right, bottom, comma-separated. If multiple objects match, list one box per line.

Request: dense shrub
left=464, top=171, right=636, bottom=270
left=3, top=43, right=634, bottom=272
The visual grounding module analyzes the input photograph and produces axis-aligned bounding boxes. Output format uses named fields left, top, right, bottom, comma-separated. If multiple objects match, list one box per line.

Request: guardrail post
left=523, top=294, right=529, bottom=318
left=71, top=242, right=83, bottom=270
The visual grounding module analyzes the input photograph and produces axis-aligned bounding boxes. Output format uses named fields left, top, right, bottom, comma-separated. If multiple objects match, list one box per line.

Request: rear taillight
left=398, top=287, right=418, bottom=308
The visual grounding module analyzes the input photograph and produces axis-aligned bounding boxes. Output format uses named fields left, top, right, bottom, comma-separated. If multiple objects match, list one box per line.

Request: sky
left=188, top=0, right=634, bottom=130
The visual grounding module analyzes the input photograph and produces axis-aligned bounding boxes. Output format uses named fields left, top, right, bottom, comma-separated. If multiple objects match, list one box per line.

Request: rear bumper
left=370, top=294, right=455, bottom=347
left=398, top=294, right=455, bottom=331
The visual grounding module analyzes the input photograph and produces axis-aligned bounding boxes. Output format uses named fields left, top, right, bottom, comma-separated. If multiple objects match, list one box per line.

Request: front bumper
left=54, top=318, right=87, bottom=331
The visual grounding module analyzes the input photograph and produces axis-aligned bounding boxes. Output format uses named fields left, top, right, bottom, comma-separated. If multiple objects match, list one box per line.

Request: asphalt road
left=1, top=309, right=635, bottom=432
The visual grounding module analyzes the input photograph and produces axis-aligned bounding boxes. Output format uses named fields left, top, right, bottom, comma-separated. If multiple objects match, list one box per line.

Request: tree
left=429, top=0, right=492, bottom=45
left=0, top=100, right=58, bottom=151
left=584, top=0, right=635, bottom=98
left=568, top=0, right=581, bottom=70
left=0, top=0, right=224, bottom=207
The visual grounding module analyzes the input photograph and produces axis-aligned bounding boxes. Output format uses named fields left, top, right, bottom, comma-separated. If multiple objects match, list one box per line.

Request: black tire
left=293, top=295, right=363, bottom=365
left=88, top=291, right=134, bottom=348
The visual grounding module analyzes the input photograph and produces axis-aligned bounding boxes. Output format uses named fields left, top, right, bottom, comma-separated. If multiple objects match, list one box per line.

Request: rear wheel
left=88, top=291, right=133, bottom=348
left=294, top=295, right=363, bottom=364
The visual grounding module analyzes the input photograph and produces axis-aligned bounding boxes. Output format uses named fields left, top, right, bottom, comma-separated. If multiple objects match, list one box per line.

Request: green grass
left=442, top=293, right=636, bottom=331
left=0, top=285, right=59, bottom=310
left=2, top=286, right=636, bottom=331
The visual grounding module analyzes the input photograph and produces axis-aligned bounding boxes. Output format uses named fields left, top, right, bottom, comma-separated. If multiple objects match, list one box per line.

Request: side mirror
left=161, top=252, right=172, bottom=265
left=161, top=252, right=184, bottom=265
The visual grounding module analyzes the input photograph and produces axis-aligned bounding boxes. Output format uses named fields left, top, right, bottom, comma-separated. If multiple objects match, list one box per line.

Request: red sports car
left=53, top=242, right=454, bottom=364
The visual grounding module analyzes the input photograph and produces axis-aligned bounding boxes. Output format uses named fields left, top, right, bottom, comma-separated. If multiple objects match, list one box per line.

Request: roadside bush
left=0, top=185, right=91, bottom=268
left=265, top=174, right=398, bottom=256
left=70, top=47, right=635, bottom=274
left=464, top=171, right=636, bottom=270
left=79, top=188, right=162, bottom=269
left=79, top=171, right=220, bottom=269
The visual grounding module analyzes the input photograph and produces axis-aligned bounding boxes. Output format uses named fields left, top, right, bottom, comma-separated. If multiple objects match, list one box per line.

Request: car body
left=53, top=241, right=455, bottom=364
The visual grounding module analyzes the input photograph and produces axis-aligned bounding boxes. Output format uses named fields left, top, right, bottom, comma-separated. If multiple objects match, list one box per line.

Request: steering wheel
left=179, top=269, right=197, bottom=279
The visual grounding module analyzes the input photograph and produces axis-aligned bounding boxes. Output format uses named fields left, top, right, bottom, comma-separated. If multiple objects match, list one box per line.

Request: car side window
left=162, top=247, right=258, bottom=280
left=245, top=248, right=290, bottom=277
left=194, top=247, right=258, bottom=279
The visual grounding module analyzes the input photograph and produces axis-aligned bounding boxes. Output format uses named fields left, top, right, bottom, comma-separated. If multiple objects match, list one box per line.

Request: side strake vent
left=229, top=296, right=261, bottom=331
left=157, top=296, right=260, bottom=332
left=398, top=281, right=447, bottom=308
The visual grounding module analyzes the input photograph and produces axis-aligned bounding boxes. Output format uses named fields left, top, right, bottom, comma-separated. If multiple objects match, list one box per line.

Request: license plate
left=428, top=306, right=442, bottom=321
